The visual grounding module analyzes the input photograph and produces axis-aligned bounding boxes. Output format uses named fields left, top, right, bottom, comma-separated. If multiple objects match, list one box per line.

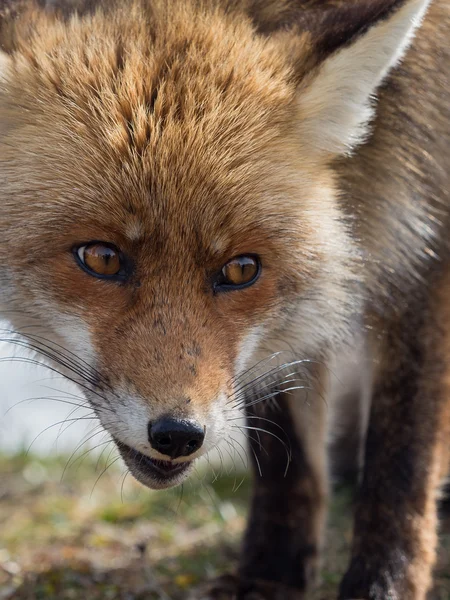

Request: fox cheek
left=234, top=325, right=266, bottom=379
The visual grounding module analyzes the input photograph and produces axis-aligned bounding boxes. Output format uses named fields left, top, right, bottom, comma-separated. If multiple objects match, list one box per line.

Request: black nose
left=148, top=417, right=205, bottom=459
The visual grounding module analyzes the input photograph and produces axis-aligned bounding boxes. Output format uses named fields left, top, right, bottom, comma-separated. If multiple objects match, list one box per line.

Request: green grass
left=0, top=451, right=448, bottom=599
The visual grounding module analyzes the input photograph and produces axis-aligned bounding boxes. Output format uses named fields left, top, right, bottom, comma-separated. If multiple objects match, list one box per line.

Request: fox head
left=0, top=0, right=430, bottom=488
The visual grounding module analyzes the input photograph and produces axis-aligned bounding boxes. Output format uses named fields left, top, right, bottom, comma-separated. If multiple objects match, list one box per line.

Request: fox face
left=0, top=0, right=429, bottom=488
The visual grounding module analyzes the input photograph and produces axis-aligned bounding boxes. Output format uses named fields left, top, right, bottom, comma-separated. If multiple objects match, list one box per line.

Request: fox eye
left=75, top=242, right=124, bottom=279
left=215, top=255, right=261, bottom=291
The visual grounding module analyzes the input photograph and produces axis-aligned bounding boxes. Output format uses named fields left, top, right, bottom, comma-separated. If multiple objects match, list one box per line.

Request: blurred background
left=0, top=338, right=102, bottom=456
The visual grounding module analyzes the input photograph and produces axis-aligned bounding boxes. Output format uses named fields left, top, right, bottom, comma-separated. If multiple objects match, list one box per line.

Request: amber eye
left=215, top=255, right=261, bottom=291
left=75, top=242, right=124, bottom=279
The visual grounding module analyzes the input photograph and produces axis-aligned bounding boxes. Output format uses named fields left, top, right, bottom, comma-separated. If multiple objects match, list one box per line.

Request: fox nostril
left=148, top=417, right=205, bottom=459
left=186, top=439, right=200, bottom=452
left=155, top=433, right=172, bottom=448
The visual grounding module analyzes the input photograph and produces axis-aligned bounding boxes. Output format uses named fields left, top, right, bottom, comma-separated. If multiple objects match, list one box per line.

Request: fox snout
left=113, top=413, right=209, bottom=489
left=86, top=307, right=243, bottom=488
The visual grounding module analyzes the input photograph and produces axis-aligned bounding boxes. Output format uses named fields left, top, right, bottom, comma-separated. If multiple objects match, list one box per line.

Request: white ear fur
left=297, top=0, right=431, bottom=157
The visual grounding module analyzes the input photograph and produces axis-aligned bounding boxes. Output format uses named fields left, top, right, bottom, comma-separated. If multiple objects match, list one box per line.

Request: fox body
left=0, top=0, right=449, bottom=598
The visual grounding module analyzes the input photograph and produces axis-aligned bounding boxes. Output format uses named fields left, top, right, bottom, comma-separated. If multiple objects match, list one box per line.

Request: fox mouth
left=115, top=440, right=193, bottom=488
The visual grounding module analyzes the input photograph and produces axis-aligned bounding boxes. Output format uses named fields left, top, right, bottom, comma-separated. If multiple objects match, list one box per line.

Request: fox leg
left=197, top=365, right=329, bottom=600
left=339, top=277, right=450, bottom=600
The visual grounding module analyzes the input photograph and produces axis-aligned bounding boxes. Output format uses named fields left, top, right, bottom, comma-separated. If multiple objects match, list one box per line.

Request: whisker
left=0, top=354, right=115, bottom=412
left=120, top=468, right=131, bottom=504
left=55, top=402, right=96, bottom=444
left=233, top=428, right=269, bottom=458
left=205, top=451, right=220, bottom=484
left=34, top=384, right=88, bottom=401
left=237, top=369, right=311, bottom=398
left=90, top=455, right=122, bottom=498
left=230, top=361, right=312, bottom=406
left=224, top=439, right=248, bottom=493
left=227, top=435, right=249, bottom=472
left=2, top=395, right=90, bottom=418
left=235, top=424, right=291, bottom=461
left=0, top=337, right=101, bottom=390
left=241, top=385, right=314, bottom=410
left=0, top=328, right=112, bottom=390
left=215, top=444, right=227, bottom=478
left=61, top=427, right=108, bottom=480
left=24, top=415, right=98, bottom=455
left=95, top=436, right=115, bottom=471
left=0, top=332, right=119, bottom=409
left=249, top=443, right=262, bottom=477
left=69, top=438, right=113, bottom=473
left=219, top=441, right=238, bottom=485
left=228, top=352, right=286, bottom=387
left=227, top=414, right=289, bottom=437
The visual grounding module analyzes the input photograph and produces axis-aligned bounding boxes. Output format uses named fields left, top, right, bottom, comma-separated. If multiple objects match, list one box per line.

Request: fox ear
left=294, top=0, right=431, bottom=157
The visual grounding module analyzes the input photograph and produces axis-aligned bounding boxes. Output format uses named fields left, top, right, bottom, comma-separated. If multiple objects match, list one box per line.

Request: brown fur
left=0, top=1, right=449, bottom=599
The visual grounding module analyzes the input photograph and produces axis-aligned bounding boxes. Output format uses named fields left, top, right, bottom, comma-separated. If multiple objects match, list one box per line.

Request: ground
left=0, top=451, right=449, bottom=600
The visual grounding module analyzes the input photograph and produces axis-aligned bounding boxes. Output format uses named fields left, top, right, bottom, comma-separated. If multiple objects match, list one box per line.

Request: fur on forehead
left=1, top=4, right=300, bottom=187
left=2, top=1, right=297, bottom=154
left=0, top=0, right=431, bottom=224
left=0, top=0, right=323, bottom=253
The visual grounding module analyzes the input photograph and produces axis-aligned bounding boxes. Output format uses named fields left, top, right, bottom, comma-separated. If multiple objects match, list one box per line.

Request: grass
left=0, top=451, right=449, bottom=599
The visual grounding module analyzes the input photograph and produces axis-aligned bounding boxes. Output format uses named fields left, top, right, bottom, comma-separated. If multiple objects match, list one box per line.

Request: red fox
left=1, top=0, right=449, bottom=598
